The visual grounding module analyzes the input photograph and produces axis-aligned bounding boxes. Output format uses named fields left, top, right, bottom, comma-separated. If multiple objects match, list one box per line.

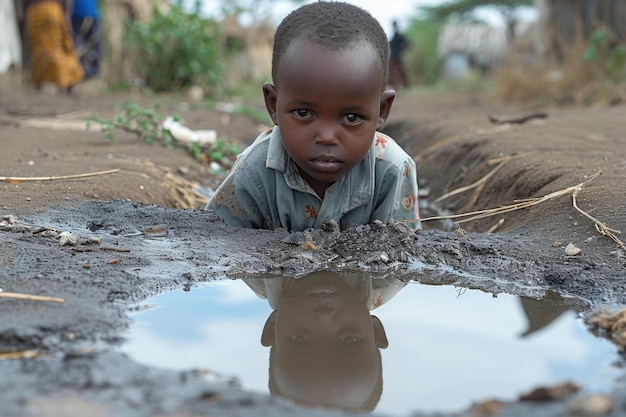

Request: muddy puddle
left=118, top=271, right=620, bottom=415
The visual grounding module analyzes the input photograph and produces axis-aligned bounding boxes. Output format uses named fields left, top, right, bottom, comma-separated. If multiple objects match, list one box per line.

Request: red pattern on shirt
left=305, top=205, right=317, bottom=218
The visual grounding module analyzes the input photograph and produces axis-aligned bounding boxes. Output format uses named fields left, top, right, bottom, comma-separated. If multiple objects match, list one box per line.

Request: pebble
left=568, top=394, right=613, bottom=416
left=59, top=231, right=78, bottom=246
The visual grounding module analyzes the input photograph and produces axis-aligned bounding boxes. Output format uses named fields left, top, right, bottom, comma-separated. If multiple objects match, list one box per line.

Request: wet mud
left=2, top=199, right=626, bottom=417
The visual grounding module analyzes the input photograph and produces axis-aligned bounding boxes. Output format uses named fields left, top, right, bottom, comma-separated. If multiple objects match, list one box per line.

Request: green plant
left=582, top=27, right=626, bottom=83
left=405, top=19, right=443, bottom=85
left=88, top=103, right=242, bottom=169
left=88, top=102, right=175, bottom=146
left=123, top=0, right=224, bottom=93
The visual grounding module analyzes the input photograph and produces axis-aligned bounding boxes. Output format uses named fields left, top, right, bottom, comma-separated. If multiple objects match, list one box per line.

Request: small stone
left=59, top=231, right=78, bottom=246
left=144, top=224, right=168, bottom=236
left=565, top=243, right=582, bottom=256
left=568, top=394, right=613, bottom=417
left=519, top=381, right=580, bottom=402
left=0, top=214, right=16, bottom=226
left=321, top=219, right=339, bottom=233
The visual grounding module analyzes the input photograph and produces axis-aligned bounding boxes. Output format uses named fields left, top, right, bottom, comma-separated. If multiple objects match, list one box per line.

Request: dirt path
left=1, top=84, right=625, bottom=417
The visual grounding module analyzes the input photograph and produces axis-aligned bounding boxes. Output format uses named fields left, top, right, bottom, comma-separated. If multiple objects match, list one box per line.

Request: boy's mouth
left=310, top=155, right=342, bottom=172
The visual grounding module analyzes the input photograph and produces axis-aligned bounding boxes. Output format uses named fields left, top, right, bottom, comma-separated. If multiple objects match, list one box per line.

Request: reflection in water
left=519, top=291, right=572, bottom=338
left=245, top=274, right=580, bottom=411
left=244, top=271, right=406, bottom=411
left=118, top=274, right=619, bottom=415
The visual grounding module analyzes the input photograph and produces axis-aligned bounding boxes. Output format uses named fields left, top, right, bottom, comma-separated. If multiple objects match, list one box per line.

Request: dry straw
left=418, top=167, right=625, bottom=251
left=0, top=291, right=65, bottom=303
left=0, top=169, right=119, bottom=183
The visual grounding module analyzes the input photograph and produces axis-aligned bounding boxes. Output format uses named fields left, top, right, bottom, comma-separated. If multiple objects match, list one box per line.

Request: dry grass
left=491, top=60, right=561, bottom=103
left=418, top=169, right=625, bottom=251
left=492, top=33, right=624, bottom=105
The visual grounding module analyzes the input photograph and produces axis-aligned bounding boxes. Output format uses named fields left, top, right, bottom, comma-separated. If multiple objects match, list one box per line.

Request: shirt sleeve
left=205, top=144, right=273, bottom=229
left=372, top=155, right=420, bottom=230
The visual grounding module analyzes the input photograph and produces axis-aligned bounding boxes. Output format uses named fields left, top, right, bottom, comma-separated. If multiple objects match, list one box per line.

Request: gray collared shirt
left=206, top=126, right=419, bottom=231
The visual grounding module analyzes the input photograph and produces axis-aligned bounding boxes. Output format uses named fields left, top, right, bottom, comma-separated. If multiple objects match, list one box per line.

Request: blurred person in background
left=71, top=0, right=101, bottom=79
left=388, top=20, right=410, bottom=88
left=24, top=0, right=83, bottom=93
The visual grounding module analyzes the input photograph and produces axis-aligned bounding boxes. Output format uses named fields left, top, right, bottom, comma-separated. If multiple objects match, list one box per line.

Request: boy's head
left=260, top=272, right=388, bottom=411
left=263, top=2, right=396, bottom=198
left=271, top=1, right=390, bottom=89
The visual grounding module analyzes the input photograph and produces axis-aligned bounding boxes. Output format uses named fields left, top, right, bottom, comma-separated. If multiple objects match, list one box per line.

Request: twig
left=413, top=134, right=461, bottom=163
left=0, top=350, right=39, bottom=361
left=571, top=188, right=625, bottom=251
left=486, top=218, right=505, bottom=233
left=435, top=159, right=509, bottom=203
left=488, top=111, right=548, bottom=125
left=56, top=109, right=95, bottom=120
left=0, top=292, right=65, bottom=303
left=419, top=170, right=600, bottom=225
left=100, top=246, right=131, bottom=252
left=0, top=169, right=119, bottom=183
left=419, top=170, right=623, bottom=249
left=434, top=154, right=529, bottom=203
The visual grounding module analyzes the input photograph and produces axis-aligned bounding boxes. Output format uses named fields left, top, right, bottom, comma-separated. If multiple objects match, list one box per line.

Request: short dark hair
left=271, top=1, right=390, bottom=87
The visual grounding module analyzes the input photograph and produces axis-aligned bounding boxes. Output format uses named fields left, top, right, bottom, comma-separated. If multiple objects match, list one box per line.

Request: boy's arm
left=205, top=168, right=269, bottom=229
left=373, top=156, right=420, bottom=229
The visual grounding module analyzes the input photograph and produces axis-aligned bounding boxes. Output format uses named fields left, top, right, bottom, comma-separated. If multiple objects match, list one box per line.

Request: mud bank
left=1, top=199, right=626, bottom=417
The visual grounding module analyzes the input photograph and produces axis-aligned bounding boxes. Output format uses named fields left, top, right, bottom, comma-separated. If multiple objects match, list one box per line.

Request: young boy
left=206, top=2, right=419, bottom=231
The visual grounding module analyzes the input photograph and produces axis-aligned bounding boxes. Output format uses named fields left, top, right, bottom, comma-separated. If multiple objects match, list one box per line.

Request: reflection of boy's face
left=261, top=273, right=387, bottom=410
left=274, top=274, right=382, bottom=353
left=263, top=38, right=395, bottom=198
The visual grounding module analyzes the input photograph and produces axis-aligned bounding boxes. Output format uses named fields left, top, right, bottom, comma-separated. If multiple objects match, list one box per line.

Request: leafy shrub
left=123, top=1, right=223, bottom=93
left=405, top=19, right=443, bottom=85
left=88, top=103, right=241, bottom=169
left=582, top=27, right=626, bottom=83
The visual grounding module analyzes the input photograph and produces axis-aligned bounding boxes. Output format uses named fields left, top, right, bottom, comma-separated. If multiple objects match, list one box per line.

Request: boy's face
left=261, top=272, right=388, bottom=410
left=263, top=38, right=395, bottom=197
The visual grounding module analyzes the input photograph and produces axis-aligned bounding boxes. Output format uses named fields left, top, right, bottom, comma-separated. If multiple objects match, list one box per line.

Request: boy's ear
left=263, top=82, right=279, bottom=125
left=261, top=310, right=277, bottom=347
left=371, top=315, right=389, bottom=349
left=376, top=89, right=396, bottom=130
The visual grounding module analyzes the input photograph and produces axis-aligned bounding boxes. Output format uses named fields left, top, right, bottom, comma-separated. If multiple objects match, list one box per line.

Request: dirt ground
left=1, top=80, right=626, bottom=417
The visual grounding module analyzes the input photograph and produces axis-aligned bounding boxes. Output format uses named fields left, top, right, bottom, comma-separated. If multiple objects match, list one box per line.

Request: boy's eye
left=339, top=333, right=362, bottom=345
left=344, top=114, right=362, bottom=124
left=292, top=109, right=313, bottom=119
left=288, top=334, right=310, bottom=344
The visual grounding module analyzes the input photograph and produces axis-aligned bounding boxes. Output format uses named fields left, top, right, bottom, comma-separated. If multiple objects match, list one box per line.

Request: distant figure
left=24, top=0, right=84, bottom=93
left=71, top=0, right=102, bottom=79
left=206, top=2, right=419, bottom=232
left=389, top=20, right=409, bottom=87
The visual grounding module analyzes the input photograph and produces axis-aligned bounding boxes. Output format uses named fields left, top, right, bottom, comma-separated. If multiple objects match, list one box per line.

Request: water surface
left=119, top=272, right=619, bottom=415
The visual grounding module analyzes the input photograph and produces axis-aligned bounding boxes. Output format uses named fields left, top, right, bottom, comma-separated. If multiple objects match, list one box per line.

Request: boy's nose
left=315, top=123, right=338, bottom=145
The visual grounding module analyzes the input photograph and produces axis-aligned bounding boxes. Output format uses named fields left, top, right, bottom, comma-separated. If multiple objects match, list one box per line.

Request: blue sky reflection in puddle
left=119, top=272, right=620, bottom=415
